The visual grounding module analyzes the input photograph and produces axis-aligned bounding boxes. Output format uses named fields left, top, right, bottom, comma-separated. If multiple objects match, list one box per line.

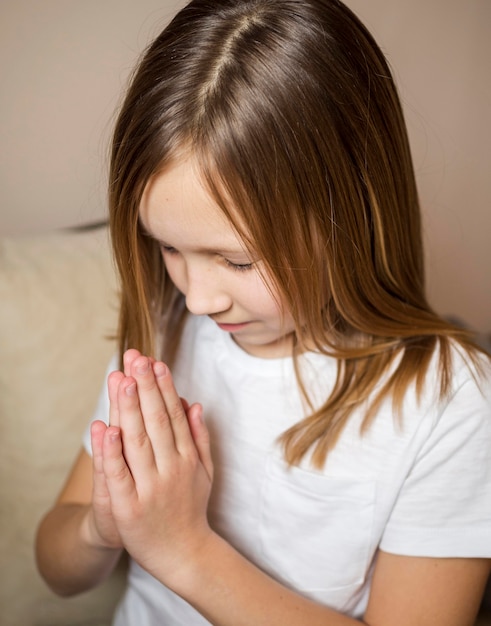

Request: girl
left=36, top=1, right=491, bottom=624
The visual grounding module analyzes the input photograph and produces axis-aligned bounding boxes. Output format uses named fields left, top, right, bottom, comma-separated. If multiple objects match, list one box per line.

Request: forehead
left=139, top=158, right=247, bottom=252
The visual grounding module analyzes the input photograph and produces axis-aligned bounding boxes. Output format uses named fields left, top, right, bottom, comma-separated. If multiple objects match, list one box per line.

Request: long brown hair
left=109, top=0, right=486, bottom=467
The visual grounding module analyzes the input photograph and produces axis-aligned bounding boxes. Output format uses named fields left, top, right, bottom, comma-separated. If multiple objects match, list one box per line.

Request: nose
left=184, top=263, right=232, bottom=317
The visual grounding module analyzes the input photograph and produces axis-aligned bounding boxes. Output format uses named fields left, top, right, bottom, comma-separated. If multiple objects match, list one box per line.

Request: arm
left=364, top=551, right=490, bottom=626
left=168, top=541, right=490, bottom=626
left=99, top=351, right=490, bottom=626
left=35, top=445, right=123, bottom=596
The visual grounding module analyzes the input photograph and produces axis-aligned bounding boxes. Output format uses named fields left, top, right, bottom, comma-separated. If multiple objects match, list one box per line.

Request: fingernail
left=136, top=359, right=150, bottom=375
left=109, top=430, right=120, bottom=443
left=126, top=382, right=137, bottom=396
left=154, top=363, right=167, bottom=378
left=197, top=406, right=203, bottom=423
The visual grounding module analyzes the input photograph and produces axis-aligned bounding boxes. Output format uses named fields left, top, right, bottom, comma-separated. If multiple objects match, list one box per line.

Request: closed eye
left=160, top=242, right=254, bottom=272
left=224, top=259, right=254, bottom=272
left=160, top=244, right=179, bottom=255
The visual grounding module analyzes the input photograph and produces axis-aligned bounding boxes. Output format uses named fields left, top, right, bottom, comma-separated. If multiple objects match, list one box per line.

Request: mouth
left=215, top=321, right=251, bottom=332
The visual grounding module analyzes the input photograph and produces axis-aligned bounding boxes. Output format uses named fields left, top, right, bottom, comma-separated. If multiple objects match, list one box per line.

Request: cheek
left=248, top=274, right=288, bottom=318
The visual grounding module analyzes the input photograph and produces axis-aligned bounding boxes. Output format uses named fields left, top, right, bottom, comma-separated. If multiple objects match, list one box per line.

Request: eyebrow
left=139, top=222, right=251, bottom=257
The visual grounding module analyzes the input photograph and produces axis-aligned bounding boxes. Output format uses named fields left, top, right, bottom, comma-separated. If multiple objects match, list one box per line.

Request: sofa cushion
left=0, top=227, right=125, bottom=626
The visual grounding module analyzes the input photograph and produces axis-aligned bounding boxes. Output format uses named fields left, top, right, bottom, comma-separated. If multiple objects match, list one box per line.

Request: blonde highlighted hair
left=109, top=0, right=486, bottom=467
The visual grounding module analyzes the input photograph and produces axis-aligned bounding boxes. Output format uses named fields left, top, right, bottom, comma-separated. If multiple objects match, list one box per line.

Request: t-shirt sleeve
left=380, top=364, right=491, bottom=558
left=82, top=355, right=119, bottom=456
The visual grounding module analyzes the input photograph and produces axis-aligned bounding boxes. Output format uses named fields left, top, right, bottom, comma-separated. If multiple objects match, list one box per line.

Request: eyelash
left=224, top=259, right=254, bottom=272
left=159, top=245, right=254, bottom=272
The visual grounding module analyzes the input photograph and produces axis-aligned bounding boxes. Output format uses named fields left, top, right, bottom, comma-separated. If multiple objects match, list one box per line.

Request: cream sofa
left=0, top=226, right=126, bottom=626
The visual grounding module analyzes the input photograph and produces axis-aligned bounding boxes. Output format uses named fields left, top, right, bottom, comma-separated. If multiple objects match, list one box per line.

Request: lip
left=215, top=321, right=251, bottom=332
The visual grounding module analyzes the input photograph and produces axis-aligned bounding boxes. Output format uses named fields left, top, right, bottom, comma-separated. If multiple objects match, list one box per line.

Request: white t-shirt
left=84, top=314, right=491, bottom=625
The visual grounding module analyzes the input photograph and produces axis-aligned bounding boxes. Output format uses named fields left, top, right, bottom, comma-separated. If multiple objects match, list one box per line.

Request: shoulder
left=413, top=339, right=491, bottom=421
left=437, top=341, right=491, bottom=421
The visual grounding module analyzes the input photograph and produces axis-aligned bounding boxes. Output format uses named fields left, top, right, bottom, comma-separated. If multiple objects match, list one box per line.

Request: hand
left=99, top=350, right=214, bottom=586
left=86, top=351, right=141, bottom=550
left=87, top=351, right=160, bottom=550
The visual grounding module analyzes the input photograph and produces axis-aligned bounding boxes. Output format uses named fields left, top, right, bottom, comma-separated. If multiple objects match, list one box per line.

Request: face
left=139, top=158, right=295, bottom=359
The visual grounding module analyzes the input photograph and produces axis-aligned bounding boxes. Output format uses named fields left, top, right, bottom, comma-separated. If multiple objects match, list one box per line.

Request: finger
left=123, top=349, right=141, bottom=376
left=90, top=420, right=112, bottom=510
left=187, top=404, right=214, bottom=481
left=117, top=375, right=157, bottom=480
left=102, top=426, right=137, bottom=519
left=129, top=356, right=177, bottom=463
left=91, top=419, right=107, bottom=479
left=153, top=362, right=195, bottom=456
left=108, top=370, right=124, bottom=427
left=124, top=349, right=157, bottom=379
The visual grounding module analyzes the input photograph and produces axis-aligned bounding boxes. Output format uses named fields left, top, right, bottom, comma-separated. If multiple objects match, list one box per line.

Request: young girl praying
left=36, top=1, right=491, bottom=624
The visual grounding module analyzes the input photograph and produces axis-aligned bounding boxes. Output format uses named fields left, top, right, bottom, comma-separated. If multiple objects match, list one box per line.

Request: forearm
left=167, top=532, right=365, bottom=626
left=35, top=502, right=122, bottom=597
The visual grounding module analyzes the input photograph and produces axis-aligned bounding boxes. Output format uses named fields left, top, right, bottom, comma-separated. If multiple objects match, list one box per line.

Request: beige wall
left=346, top=0, right=491, bottom=334
left=0, top=0, right=186, bottom=234
left=1, top=1, right=490, bottom=333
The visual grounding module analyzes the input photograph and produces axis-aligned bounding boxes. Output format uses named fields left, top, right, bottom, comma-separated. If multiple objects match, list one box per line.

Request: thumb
left=188, top=404, right=213, bottom=481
